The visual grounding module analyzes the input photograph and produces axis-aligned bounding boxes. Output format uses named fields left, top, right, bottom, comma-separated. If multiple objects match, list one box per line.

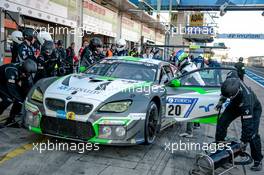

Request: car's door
left=165, top=67, right=236, bottom=123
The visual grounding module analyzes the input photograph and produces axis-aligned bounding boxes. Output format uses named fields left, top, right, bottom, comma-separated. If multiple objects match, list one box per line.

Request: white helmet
left=11, top=31, right=23, bottom=44
left=116, top=38, right=126, bottom=52
left=37, top=31, right=53, bottom=45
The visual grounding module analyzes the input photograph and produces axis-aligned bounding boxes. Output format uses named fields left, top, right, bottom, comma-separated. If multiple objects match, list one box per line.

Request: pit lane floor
left=0, top=76, right=263, bottom=175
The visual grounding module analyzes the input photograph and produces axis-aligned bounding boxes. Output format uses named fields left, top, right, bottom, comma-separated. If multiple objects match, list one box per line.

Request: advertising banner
left=217, top=34, right=264, bottom=39
left=155, top=32, right=165, bottom=45
left=121, top=17, right=141, bottom=42
left=170, top=12, right=178, bottom=26
left=83, top=0, right=117, bottom=37
left=142, top=25, right=155, bottom=41
left=5, top=0, right=78, bottom=26
left=190, top=13, right=204, bottom=26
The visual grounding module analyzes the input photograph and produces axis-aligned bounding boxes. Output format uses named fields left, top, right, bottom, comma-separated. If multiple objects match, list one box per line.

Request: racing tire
left=144, top=101, right=160, bottom=145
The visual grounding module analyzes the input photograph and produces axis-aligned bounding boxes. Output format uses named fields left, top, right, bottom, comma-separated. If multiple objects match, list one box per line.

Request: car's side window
left=160, top=66, right=174, bottom=84
left=179, top=69, right=229, bottom=87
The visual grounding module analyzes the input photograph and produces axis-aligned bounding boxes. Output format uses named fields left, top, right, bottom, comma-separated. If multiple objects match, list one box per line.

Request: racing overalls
left=80, top=46, right=103, bottom=68
left=234, top=62, right=245, bottom=81
left=215, top=80, right=263, bottom=162
left=17, top=41, right=36, bottom=63
left=192, top=56, right=205, bottom=69
left=34, top=54, right=50, bottom=82
left=178, top=61, right=204, bottom=134
left=50, top=47, right=66, bottom=76
left=116, top=49, right=128, bottom=56
left=0, top=64, right=29, bottom=124
left=180, top=62, right=205, bottom=86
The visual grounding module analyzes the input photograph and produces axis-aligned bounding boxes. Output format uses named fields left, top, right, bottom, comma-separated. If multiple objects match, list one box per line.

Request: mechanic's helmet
left=21, top=59, right=37, bottom=74
left=41, top=40, right=54, bottom=56
left=239, top=57, right=243, bottom=62
left=89, top=37, right=103, bottom=51
left=23, top=28, right=37, bottom=42
left=56, top=40, right=63, bottom=46
left=221, top=78, right=241, bottom=100
left=37, top=31, right=53, bottom=45
left=175, top=50, right=189, bottom=68
left=175, top=50, right=188, bottom=62
left=11, top=31, right=23, bottom=44
left=116, top=38, right=126, bottom=52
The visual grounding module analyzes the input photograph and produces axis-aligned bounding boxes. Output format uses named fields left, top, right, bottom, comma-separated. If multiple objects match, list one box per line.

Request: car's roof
left=108, top=56, right=170, bottom=66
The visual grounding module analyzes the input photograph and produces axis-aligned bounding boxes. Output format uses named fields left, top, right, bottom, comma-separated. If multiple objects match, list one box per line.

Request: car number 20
left=167, top=105, right=181, bottom=116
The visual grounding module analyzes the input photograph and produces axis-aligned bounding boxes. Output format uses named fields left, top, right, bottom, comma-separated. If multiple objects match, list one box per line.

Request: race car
left=24, top=56, right=236, bottom=145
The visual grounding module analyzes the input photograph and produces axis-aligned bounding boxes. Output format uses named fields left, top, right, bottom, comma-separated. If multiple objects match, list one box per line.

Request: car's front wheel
left=144, top=101, right=160, bottom=145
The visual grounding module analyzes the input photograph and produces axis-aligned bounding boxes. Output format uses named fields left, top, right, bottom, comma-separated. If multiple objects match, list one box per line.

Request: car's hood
left=45, top=74, right=147, bottom=102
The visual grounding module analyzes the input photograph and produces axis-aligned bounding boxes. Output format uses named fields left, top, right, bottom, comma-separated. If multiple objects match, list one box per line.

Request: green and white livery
left=24, top=56, right=235, bottom=145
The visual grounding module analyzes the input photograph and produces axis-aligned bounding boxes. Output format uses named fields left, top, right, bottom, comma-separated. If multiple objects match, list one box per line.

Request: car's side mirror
left=79, top=66, right=86, bottom=73
left=169, top=79, right=181, bottom=87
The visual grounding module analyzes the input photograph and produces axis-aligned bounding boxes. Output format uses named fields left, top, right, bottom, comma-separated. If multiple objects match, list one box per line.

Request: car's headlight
left=98, top=100, right=132, bottom=113
left=31, top=88, right=43, bottom=102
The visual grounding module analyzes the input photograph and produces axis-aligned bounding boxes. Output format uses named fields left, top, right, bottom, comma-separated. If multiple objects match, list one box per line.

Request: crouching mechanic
left=175, top=50, right=205, bottom=138
left=215, top=73, right=263, bottom=171
left=0, top=59, right=37, bottom=127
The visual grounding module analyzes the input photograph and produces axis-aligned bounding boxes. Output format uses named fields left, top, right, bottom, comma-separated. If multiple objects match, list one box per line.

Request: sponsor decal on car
left=66, top=112, right=76, bottom=120
left=166, top=97, right=198, bottom=118
left=57, top=85, right=101, bottom=94
left=56, top=110, right=66, bottom=119
left=128, top=113, right=146, bottom=120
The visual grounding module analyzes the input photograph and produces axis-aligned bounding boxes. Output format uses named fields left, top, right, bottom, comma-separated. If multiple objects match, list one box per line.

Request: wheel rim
left=147, top=104, right=158, bottom=142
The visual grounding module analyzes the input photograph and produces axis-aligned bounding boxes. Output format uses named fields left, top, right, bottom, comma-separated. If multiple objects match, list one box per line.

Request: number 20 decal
left=168, top=105, right=181, bottom=116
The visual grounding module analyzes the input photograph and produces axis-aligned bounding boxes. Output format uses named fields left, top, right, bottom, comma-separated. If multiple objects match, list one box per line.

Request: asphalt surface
left=0, top=70, right=264, bottom=175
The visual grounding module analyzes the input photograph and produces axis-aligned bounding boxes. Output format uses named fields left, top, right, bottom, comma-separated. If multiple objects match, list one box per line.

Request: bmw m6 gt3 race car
left=24, top=56, right=235, bottom=145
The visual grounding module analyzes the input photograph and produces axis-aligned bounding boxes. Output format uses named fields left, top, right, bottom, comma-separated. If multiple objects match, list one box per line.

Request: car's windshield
left=85, top=61, right=158, bottom=82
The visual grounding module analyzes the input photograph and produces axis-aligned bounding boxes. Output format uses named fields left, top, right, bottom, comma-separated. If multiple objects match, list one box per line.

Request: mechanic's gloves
left=215, top=96, right=227, bottom=111
left=215, top=101, right=223, bottom=111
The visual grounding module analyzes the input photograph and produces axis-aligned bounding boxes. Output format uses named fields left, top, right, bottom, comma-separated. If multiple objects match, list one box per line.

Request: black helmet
left=239, top=57, right=243, bottom=62
left=56, top=40, right=63, bottom=46
left=23, top=28, right=37, bottom=42
left=89, top=37, right=102, bottom=51
left=221, top=78, right=241, bottom=99
left=21, top=59, right=37, bottom=74
left=41, top=40, right=54, bottom=56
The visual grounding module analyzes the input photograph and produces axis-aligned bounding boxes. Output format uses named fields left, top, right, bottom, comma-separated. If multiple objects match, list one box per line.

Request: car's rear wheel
left=144, top=101, right=160, bottom=145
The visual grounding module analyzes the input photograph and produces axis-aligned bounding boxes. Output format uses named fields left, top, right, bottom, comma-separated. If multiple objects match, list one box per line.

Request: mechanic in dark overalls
left=0, top=59, right=37, bottom=127
left=17, top=28, right=37, bottom=63
left=34, top=40, right=55, bottom=82
left=234, top=57, right=245, bottom=81
left=215, top=72, right=263, bottom=171
left=80, top=37, right=103, bottom=70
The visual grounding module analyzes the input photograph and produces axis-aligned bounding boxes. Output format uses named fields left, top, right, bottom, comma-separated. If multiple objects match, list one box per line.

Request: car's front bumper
left=24, top=101, right=146, bottom=145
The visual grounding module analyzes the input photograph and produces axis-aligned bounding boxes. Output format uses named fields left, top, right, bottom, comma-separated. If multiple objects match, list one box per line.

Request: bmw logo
left=66, top=96, right=72, bottom=100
